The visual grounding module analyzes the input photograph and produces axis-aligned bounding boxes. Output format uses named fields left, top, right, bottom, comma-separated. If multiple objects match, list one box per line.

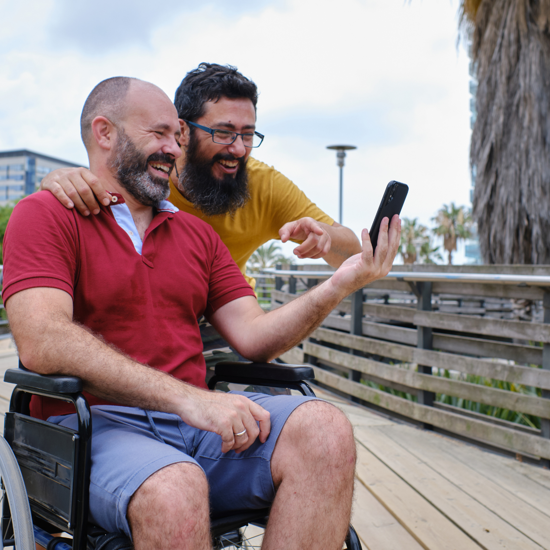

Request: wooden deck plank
left=386, top=423, right=550, bottom=520
left=351, top=480, right=424, bottom=550
left=503, top=459, right=550, bottom=492
left=356, top=443, right=482, bottom=550
left=356, top=426, right=544, bottom=550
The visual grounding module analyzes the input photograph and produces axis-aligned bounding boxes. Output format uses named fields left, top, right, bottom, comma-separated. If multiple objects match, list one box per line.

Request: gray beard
left=109, top=130, right=171, bottom=207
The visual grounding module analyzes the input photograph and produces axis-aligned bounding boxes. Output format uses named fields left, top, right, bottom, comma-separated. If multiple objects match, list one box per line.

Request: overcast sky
left=0, top=0, right=472, bottom=263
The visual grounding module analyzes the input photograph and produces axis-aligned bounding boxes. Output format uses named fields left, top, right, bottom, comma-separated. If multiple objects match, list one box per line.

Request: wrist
left=315, top=277, right=349, bottom=309
left=171, top=382, right=206, bottom=420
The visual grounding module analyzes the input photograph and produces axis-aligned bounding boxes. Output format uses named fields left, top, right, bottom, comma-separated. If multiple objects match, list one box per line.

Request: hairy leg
left=128, top=462, right=211, bottom=550
left=262, top=401, right=356, bottom=550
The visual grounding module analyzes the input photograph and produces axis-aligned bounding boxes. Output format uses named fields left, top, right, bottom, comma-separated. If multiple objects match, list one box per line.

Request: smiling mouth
left=218, top=159, right=239, bottom=170
left=149, top=162, right=172, bottom=177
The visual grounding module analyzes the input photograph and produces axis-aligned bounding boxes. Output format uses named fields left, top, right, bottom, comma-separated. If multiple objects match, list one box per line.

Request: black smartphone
left=369, top=181, right=408, bottom=250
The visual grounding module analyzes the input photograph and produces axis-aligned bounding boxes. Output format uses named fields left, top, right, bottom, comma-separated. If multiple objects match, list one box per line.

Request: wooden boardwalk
left=0, top=346, right=549, bottom=549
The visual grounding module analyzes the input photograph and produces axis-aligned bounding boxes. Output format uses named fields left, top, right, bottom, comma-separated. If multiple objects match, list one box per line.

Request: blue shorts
left=48, top=392, right=317, bottom=537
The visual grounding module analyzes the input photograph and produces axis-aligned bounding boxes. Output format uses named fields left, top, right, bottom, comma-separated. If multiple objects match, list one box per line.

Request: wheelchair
left=0, top=360, right=363, bottom=549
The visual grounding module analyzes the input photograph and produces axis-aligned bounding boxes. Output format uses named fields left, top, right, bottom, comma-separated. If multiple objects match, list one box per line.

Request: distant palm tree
left=247, top=241, right=294, bottom=273
left=461, top=1, right=550, bottom=263
left=419, top=239, right=443, bottom=265
left=432, top=203, right=473, bottom=265
left=399, top=218, right=429, bottom=264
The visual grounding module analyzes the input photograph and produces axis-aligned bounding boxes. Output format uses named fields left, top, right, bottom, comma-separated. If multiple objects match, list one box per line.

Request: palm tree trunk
left=470, top=0, right=550, bottom=264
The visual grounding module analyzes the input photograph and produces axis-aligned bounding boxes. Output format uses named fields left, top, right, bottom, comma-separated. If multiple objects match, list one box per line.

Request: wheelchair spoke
left=0, top=481, right=15, bottom=549
left=0, top=438, right=34, bottom=549
left=216, top=524, right=264, bottom=549
left=215, top=523, right=362, bottom=549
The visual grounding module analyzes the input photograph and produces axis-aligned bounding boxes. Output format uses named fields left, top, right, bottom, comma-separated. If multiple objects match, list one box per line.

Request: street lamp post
left=326, top=144, right=357, bottom=225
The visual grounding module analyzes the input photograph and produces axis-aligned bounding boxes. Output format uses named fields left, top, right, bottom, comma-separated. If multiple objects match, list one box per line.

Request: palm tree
left=461, top=1, right=550, bottom=263
left=247, top=241, right=294, bottom=273
left=399, top=218, right=429, bottom=264
left=432, top=203, right=473, bottom=265
left=419, top=239, right=443, bottom=265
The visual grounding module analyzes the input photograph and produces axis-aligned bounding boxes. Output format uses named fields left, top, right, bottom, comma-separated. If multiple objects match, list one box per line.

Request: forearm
left=322, top=223, right=362, bottom=268
left=10, top=302, right=200, bottom=417
left=214, top=281, right=346, bottom=362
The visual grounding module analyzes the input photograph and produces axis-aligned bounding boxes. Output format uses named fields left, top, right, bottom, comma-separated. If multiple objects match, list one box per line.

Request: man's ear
left=91, top=116, right=116, bottom=151
left=179, top=119, right=190, bottom=148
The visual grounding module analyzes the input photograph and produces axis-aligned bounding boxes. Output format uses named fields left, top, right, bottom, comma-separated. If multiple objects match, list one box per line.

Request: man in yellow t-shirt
left=41, top=63, right=361, bottom=291
left=168, top=157, right=335, bottom=289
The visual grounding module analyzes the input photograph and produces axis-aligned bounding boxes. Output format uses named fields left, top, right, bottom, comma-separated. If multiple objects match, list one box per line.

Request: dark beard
left=178, top=133, right=250, bottom=217
left=109, top=129, right=174, bottom=207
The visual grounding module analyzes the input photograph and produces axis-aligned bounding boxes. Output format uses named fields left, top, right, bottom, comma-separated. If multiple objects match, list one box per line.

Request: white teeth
left=150, top=163, right=169, bottom=173
left=219, top=160, right=238, bottom=168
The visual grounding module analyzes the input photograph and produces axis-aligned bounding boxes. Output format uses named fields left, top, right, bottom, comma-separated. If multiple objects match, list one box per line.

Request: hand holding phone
left=369, top=181, right=408, bottom=251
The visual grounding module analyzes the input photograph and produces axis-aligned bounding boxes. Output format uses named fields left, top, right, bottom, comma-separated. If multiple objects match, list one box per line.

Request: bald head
left=80, top=78, right=177, bottom=150
left=80, top=77, right=138, bottom=147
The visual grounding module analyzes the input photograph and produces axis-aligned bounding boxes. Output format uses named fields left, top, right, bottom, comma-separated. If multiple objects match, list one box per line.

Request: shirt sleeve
left=204, top=232, right=256, bottom=318
left=2, top=193, right=79, bottom=305
left=261, top=162, right=335, bottom=239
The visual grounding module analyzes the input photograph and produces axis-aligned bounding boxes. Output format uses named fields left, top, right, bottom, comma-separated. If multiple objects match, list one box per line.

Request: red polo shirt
left=2, top=191, right=255, bottom=419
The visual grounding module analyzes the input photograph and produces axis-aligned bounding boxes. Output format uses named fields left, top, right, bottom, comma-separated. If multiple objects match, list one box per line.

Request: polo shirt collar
left=106, top=192, right=178, bottom=213
left=107, top=192, right=179, bottom=255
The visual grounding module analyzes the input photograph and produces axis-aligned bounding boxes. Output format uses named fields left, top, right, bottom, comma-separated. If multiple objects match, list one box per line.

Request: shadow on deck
left=0, top=347, right=548, bottom=549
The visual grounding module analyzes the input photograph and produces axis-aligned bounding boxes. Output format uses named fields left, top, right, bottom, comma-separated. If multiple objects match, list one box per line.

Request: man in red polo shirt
left=3, top=77, right=400, bottom=549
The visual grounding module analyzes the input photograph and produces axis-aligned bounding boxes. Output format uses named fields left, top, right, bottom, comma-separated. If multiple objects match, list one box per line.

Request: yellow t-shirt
left=168, top=157, right=334, bottom=289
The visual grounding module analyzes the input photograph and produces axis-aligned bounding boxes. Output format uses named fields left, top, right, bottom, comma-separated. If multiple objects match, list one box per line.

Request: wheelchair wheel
left=214, top=524, right=264, bottom=549
left=0, top=437, right=35, bottom=549
left=214, top=523, right=362, bottom=549
left=345, top=525, right=363, bottom=549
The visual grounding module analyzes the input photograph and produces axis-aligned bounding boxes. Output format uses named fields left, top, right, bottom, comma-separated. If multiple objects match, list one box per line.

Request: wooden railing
left=246, top=273, right=276, bottom=310
left=267, top=264, right=550, bottom=465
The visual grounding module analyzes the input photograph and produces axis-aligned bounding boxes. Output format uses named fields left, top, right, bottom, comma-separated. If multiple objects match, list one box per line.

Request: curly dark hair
left=173, top=63, right=258, bottom=122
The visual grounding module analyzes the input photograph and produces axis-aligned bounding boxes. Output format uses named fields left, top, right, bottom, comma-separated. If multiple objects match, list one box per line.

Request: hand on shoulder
left=41, top=167, right=111, bottom=216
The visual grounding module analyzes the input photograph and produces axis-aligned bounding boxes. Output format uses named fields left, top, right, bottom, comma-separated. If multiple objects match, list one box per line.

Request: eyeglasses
left=184, top=120, right=264, bottom=148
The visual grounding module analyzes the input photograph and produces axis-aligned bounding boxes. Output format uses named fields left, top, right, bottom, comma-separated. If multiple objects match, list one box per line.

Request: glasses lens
left=247, top=133, right=264, bottom=148
left=241, top=134, right=255, bottom=147
left=212, top=130, right=236, bottom=144
left=211, top=130, right=264, bottom=148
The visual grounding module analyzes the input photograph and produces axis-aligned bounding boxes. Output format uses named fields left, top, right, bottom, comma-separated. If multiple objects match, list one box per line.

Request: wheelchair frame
left=1, top=360, right=362, bottom=550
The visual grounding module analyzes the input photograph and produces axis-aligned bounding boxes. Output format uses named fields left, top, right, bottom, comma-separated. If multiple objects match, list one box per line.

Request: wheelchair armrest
left=214, top=361, right=315, bottom=382
left=4, top=363, right=83, bottom=394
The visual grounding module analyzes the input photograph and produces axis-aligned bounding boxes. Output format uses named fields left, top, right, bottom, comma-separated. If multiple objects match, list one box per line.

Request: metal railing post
left=307, top=278, right=318, bottom=290
left=541, top=291, right=550, bottom=468
left=349, top=288, right=364, bottom=402
left=417, top=282, right=435, bottom=427
left=303, top=277, right=319, bottom=367
left=275, top=264, right=283, bottom=291
left=289, top=264, right=297, bottom=294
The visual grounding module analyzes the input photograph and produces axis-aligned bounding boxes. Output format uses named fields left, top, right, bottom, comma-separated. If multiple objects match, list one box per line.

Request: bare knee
left=272, top=401, right=356, bottom=486
left=128, top=462, right=210, bottom=550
